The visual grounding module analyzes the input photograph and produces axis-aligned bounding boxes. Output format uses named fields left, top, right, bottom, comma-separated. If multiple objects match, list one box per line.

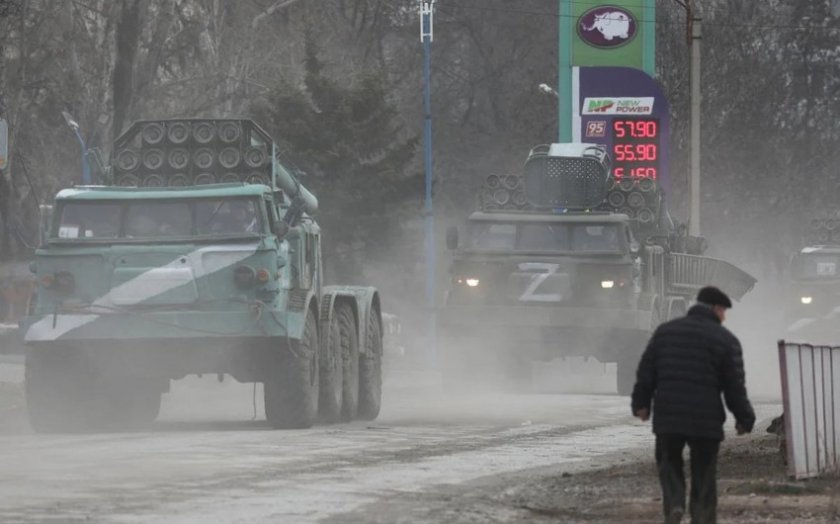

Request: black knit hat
left=696, top=286, right=733, bottom=309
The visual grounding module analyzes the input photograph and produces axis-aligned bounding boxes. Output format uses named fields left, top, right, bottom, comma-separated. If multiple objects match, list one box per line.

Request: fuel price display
left=611, top=118, right=659, bottom=179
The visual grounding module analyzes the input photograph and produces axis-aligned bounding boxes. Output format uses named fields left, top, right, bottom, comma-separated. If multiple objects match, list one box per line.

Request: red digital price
left=611, top=117, right=660, bottom=180
left=613, top=119, right=657, bottom=138
left=613, top=144, right=658, bottom=162
left=614, top=167, right=657, bottom=178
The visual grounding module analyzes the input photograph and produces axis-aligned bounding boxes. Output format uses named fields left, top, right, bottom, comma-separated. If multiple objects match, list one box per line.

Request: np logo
left=578, top=6, right=637, bottom=49
left=587, top=99, right=615, bottom=113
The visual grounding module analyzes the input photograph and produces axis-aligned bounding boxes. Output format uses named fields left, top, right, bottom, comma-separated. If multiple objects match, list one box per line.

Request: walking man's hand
left=635, top=408, right=650, bottom=422
left=736, top=423, right=748, bottom=435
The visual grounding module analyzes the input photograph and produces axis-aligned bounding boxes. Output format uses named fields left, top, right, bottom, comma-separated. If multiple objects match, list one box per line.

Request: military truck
left=21, top=119, right=383, bottom=431
left=440, top=143, right=756, bottom=394
left=784, top=215, right=840, bottom=340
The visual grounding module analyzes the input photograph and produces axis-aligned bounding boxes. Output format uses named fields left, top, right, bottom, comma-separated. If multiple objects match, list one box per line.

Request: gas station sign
left=573, top=67, right=670, bottom=190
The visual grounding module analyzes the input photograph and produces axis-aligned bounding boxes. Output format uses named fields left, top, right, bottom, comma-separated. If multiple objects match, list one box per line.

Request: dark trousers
left=655, top=433, right=721, bottom=524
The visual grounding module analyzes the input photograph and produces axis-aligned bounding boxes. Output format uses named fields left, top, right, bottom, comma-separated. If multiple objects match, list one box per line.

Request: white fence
left=778, top=340, right=840, bottom=479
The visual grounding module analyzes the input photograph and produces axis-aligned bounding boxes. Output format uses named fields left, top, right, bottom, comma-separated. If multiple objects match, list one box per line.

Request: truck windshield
left=792, top=253, right=840, bottom=279
left=55, top=197, right=262, bottom=241
left=470, top=222, right=622, bottom=253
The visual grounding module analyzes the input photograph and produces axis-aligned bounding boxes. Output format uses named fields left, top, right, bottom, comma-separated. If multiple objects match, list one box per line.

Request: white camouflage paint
left=24, top=243, right=260, bottom=342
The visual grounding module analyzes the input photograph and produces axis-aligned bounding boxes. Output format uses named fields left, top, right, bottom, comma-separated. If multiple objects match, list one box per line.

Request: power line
left=435, top=1, right=840, bottom=32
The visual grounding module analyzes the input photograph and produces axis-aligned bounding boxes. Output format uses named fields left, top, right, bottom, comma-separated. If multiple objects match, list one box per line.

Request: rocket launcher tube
left=272, top=145, right=318, bottom=215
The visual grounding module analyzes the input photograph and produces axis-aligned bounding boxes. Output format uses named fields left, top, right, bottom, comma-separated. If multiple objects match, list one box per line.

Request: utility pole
left=675, top=0, right=702, bottom=236
left=689, top=16, right=701, bottom=237
left=420, top=0, right=436, bottom=365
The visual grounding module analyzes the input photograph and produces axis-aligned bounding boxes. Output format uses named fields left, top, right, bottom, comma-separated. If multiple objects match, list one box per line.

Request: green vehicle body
left=439, top=143, right=756, bottom=394
left=22, top=119, right=383, bottom=431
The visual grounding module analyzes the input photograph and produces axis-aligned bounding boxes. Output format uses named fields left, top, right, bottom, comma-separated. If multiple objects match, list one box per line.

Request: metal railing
left=778, top=340, right=840, bottom=479
left=668, top=253, right=756, bottom=300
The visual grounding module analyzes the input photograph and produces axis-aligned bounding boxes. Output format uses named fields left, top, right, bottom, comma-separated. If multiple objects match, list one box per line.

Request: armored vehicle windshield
left=467, top=218, right=627, bottom=255
left=791, top=249, right=840, bottom=280
left=53, top=196, right=263, bottom=242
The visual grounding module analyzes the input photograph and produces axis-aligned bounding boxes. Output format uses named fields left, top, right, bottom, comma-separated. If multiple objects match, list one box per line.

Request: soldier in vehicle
left=212, top=200, right=257, bottom=234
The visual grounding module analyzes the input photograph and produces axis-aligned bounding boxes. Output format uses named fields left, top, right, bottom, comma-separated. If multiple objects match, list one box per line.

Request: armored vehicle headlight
left=234, top=265, right=256, bottom=287
left=465, top=278, right=480, bottom=287
left=601, top=280, right=615, bottom=289
left=801, top=296, right=813, bottom=305
left=256, top=268, right=272, bottom=284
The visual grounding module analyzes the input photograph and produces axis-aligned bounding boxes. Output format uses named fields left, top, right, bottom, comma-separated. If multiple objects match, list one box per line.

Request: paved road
left=0, top=363, right=779, bottom=523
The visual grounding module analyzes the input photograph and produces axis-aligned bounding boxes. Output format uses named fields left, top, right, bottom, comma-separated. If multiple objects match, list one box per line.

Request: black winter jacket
left=631, top=304, right=755, bottom=440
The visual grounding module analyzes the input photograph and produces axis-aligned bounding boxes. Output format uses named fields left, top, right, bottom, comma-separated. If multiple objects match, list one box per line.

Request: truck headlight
left=801, top=296, right=813, bottom=305
left=465, top=278, right=480, bottom=287
left=601, top=280, right=615, bottom=289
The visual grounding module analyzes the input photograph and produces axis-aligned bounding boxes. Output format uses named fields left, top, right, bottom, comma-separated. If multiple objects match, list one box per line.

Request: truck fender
left=285, top=292, right=319, bottom=342
left=323, top=285, right=381, bottom=356
left=637, top=294, right=661, bottom=330
left=664, top=296, right=687, bottom=320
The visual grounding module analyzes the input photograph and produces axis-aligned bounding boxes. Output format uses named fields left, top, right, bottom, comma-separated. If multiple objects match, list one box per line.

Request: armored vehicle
left=784, top=216, right=840, bottom=339
left=440, top=143, right=756, bottom=394
left=21, top=119, right=383, bottom=431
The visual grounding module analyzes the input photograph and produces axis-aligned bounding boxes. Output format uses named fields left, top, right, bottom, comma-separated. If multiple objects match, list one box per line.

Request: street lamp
left=62, top=111, right=91, bottom=185
left=538, top=83, right=559, bottom=99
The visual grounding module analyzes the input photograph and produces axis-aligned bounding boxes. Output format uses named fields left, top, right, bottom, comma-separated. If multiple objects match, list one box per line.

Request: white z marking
left=518, top=263, right=563, bottom=302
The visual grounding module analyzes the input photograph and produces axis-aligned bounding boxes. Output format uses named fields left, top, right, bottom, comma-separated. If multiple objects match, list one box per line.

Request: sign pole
left=558, top=1, right=573, bottom=142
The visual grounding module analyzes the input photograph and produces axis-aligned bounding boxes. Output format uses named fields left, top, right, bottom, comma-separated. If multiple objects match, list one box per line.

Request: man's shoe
left=665, top=506, right=684, bottom=524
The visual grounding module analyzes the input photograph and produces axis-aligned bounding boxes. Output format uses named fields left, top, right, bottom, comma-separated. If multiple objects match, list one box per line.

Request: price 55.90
left=613, top=143, right=658, bottom=162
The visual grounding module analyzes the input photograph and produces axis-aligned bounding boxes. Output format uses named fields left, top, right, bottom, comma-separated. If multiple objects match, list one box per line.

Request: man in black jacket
left=632, top=286, right=755, bottom=524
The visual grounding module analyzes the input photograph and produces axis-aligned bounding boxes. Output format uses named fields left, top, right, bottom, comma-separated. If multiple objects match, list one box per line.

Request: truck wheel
left=357, top=311, right=382, bottom=420
left=95, top=383, right=162, bottom=430
left=25, top=348, right=90, bottom=433
left=503, top=355, right=533, bottom=394
left=265, top=308, right=320, bottom=429
left=616, top=358, right=637, bottom=397
left=337, top=303, right=359, bottom=421
left=318, top=306, right=343, bottom=423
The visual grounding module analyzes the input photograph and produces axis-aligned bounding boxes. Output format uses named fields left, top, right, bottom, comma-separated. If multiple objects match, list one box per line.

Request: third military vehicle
left=440, top=143, right=756, bottom=394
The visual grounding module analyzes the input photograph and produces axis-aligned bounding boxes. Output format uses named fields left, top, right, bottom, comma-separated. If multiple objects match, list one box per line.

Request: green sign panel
left=558, top=0, right=655, bottom=142
left=571, top=0, right=655, bottom=75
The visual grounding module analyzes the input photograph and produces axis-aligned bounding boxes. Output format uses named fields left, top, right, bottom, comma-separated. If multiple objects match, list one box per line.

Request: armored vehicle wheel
left=25, top=348, right=92, bottom=433
left=319, top=305, right=343, bottom=423
left=91, top=382, right=162, bottom=430
left=502, top=355, right=533, bottom=394
left=337, top=303, right=359, bottom=421
left=265, top=309, right=320, bottom=429
left=616, top=357, right=637, bottom=397
left=357, top=311, right=383, bottom=420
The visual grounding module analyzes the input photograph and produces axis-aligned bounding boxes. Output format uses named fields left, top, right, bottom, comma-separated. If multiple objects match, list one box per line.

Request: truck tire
left=357, top=311, right=382, bottom=420
left=616, top=357, right=637, bottom=397
left=337, top=303, right=359, bottom=421
left=506, top=359, right=533, bottom=393
left=25, top=347, right=91, bottom=433
left=93, top=382, right=162, bottom=430
left=318, top=306, right=343, bottom=423
left=265, top=308, right=320, bottom=429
